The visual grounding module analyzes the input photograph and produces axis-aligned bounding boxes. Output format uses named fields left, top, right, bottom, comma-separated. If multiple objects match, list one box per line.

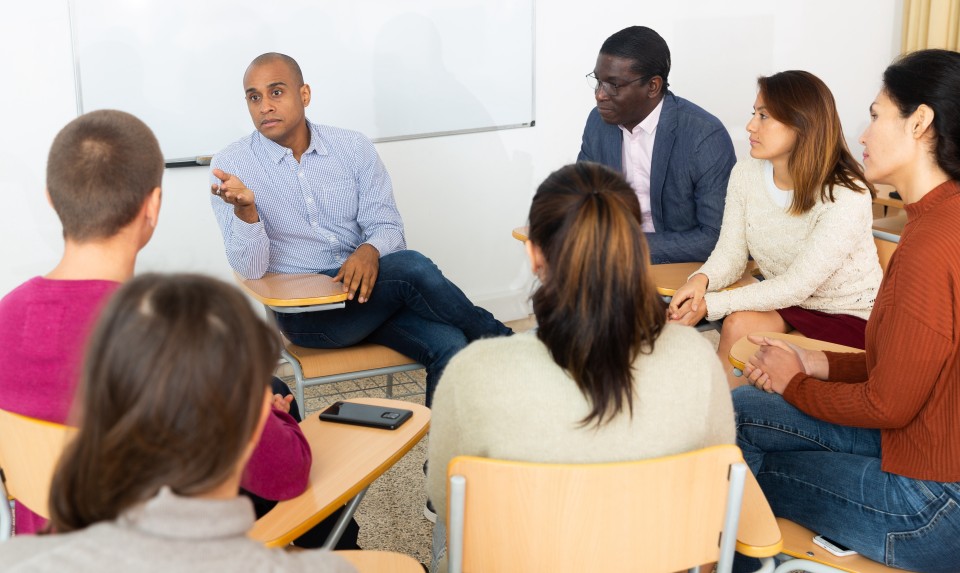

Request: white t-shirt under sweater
left=696, top=157, right=882, bottom=322
left=426, top=325, right=735, bottom=524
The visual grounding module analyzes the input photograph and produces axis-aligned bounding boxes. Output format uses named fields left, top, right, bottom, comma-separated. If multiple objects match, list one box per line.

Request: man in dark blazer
left=579, top=26, right=736, bottom=263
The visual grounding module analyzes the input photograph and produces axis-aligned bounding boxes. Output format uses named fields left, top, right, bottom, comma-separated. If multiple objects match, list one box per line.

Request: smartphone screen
left=319, top=401, right=413, bottom=430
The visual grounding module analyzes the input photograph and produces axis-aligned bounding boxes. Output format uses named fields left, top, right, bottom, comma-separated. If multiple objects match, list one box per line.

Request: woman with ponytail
left=425, top=162, right=735, bottom=572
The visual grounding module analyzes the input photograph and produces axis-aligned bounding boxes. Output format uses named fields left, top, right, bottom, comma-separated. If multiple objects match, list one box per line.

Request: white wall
left=0, top=1, right=901, bottom=320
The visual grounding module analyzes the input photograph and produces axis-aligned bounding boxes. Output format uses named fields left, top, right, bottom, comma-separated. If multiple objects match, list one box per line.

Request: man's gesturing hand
left=211, top=168, right=259, bottom=224
left=333, top=244, right=380, bottom=303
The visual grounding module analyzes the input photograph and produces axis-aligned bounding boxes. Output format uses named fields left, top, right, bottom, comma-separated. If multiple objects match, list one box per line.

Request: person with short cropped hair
left=579, top=26, right=736, bottom=263
left=0, top=110, right=164, bottom=534
left=734, top=50, right=960, bottom=572
left=0, top=111, right=312, bottom=541
left=426, top=162, right=735, bottom=573
left=0, top=274, right=355, bottom=573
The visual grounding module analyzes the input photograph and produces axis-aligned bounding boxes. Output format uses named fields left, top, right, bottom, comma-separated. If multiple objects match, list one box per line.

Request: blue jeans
left=276, top=250, right=511, bottom=406
left=733, top=387, right=960, bottom=572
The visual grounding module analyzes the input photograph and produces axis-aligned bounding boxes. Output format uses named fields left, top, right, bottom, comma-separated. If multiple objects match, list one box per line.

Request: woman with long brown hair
left=669, top=71, right=882, bottom=387
left=426, top=162, right=734, bottom=572
left=0, top=274, right=353, bottom=573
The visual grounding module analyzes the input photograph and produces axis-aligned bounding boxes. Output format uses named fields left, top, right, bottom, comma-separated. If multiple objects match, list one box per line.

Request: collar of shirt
left=619, top=98, right=665, bottom=138
left=255, top=120, right=328, bottom=165
left=118, top=486, right=255, bottom=540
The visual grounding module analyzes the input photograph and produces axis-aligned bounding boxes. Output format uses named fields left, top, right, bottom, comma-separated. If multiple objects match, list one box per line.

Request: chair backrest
left=0, top=409, right=76, bottom=521
left=446, top=445, right=748, bottom=573
left=873, top=235, right=897, bottom=274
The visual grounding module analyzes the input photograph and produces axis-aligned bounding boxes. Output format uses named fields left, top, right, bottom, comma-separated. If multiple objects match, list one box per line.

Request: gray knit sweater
left=0, top=487, right=356, bottom=572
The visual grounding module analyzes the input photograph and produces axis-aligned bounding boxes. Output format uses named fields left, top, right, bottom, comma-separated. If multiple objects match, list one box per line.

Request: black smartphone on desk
left=319, top=401, right=413, bottom=430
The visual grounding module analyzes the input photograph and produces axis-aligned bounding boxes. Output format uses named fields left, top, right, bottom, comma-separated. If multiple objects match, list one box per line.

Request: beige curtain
left=902, top=0, right=960, bottom=52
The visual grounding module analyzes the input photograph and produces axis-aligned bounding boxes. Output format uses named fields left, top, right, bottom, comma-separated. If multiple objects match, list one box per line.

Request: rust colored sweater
left=783, top=180, right=960, bottom=482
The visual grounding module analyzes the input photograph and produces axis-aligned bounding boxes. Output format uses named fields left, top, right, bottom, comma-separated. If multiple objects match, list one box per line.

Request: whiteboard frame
left=68, top=0, right=536, bottom=164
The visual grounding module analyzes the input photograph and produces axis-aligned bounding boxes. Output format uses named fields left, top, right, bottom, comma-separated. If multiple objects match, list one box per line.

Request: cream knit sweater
left=426, top=325, right=735, bottom=525
left=698, top=158, right=881, bottom=322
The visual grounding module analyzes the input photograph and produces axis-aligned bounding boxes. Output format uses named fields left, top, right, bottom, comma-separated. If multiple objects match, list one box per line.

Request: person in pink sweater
left=0, top=110, right=333, bottom=545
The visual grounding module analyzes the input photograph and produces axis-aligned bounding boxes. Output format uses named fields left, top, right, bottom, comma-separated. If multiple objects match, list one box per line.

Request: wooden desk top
left=728, top=331, right=862, bottom=371
left=652, top=261, right=759, bottom=297
left=236, top=272, right=349, bottom=308
left=248, top=398, right=431, bottom=547
left=776, top=518, right=902, bottom=572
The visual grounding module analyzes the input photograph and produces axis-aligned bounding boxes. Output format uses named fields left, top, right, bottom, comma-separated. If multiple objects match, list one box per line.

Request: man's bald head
left=245, top=52, right=304, bottom=86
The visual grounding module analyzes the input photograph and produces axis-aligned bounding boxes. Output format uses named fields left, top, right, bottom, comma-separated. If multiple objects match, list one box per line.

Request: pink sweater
left=0, top=277, right=310, bottom=534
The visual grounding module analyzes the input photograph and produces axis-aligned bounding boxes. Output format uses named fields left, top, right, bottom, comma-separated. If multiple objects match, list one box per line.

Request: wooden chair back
left=447, top=445, right=749, bottom=573
left=874, top=235, right=897, bottom=274
left=0, top=409, right=76, bottom=533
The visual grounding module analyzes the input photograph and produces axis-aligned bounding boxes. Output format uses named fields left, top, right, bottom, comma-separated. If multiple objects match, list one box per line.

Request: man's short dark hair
left=600, top=26, right=671, bottom=89
left=248, top=52, right=304, bottom=86
left=46, top=110, right=163, bottom=242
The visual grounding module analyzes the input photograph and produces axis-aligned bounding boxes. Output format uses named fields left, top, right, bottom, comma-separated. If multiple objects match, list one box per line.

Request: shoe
left=423, top=499, right=437, bottom=523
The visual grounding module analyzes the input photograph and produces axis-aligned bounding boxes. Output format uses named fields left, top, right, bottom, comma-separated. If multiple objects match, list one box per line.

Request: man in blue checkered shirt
left=210, top=53, right=511, bottom=407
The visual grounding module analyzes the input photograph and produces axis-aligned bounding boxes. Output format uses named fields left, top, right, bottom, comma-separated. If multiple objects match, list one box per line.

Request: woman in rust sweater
left=733, top=49, right=960, bottom=573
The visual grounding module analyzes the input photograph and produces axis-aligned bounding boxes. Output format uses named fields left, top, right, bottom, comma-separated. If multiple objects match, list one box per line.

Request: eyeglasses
left=585, top=73, right=648, bottom=96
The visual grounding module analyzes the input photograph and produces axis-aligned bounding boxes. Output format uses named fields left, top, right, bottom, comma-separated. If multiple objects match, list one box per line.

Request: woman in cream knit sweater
left=668, top=71, right=881, bottom=387
left=426, top=163, right=734, bottom=573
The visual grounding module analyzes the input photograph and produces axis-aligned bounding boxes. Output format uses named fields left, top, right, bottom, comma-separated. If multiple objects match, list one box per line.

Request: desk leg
left=320, top=487, right=368, bottom=550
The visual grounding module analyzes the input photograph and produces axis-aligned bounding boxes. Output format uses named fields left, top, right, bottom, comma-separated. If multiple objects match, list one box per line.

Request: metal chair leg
left=320, top=487, right=368, bottom=550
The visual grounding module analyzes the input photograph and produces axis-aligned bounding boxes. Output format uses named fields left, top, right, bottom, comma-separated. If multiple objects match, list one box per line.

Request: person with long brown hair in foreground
left=0, top=274, right=354, bottom=573
left=425, top=162, right=735, bottom=572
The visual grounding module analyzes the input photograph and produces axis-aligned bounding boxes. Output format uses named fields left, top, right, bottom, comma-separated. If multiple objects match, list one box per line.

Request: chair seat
left=335, top=550, right=424, bottom=572
left=776, top=518, right=905, bottom=572
left=286, top=341, right=418, bottom=379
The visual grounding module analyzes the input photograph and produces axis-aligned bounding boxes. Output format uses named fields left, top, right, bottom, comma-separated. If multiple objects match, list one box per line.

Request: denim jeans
left=733, top=386, right=960, bottom=572
left=275, top=250, right=511, bottom=407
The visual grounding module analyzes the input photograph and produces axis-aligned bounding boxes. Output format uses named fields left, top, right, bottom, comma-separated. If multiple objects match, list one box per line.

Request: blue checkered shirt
left=210, top=121, right=406, bottom=279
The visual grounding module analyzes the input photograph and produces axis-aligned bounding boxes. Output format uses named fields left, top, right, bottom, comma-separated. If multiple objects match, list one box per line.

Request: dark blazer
left=578, top=92, right=736, bottom=263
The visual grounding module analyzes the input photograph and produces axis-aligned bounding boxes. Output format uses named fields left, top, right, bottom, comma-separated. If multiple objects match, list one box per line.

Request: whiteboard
left=69, top=0, right=535, bottom=162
